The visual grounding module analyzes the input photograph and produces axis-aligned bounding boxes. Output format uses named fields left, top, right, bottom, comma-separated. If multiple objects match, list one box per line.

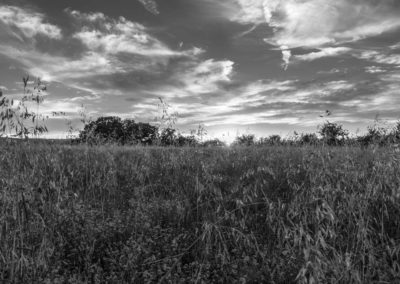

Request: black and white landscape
left=1, top=0, right=400, bottom=283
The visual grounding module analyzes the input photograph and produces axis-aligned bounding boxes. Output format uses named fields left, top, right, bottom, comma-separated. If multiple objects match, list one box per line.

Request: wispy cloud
left=0, top=5, right=62, bottom=39
left=187, top=78, right=387, bottom=128
left=226, top=0, right=400, bottom=68
left=229, top=0, right=267, bottom=25
left=359, top=50, right=400, bottom=66
left=390, top=42, right=400, bottom=50
left=0, top=46, right=121, bottom=82
left=158, top=78, right=362, bottom=128
left=179, top=59, right=234, bottom=94
left=68, top=10, right=200, bottom=58
left=137, top=0, right=159, bottom=15
left=295, top=47, right=351, bottom=62
left=365, top=66, right=386, bottom=74
left=0, top=9, right=205, bottom=95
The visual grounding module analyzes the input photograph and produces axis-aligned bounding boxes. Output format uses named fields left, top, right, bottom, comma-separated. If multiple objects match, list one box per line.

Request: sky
left=0, top=0, right=400, bottom=141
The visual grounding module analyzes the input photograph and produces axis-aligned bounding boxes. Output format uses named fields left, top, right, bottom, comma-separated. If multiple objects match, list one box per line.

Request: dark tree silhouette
left=319, top=121, right=348, bottom=145
left=134, top=122, right=158, bottom=145
left=160, top=128, right=177, bottom=146
left=232, top=134, right=256, bottom=146
left=202, top=138, right=226, bottom=147
left=80, top=116, right=123, bottom=143
left=79, top=116, right=158, bottom=145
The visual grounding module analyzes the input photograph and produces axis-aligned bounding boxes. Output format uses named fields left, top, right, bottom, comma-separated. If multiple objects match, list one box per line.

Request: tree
left=160, top=127, right=177, bottom=146
left=79, top=116, right=123, bottom=143
left=318, top=121, right=348, bottom=145
left=258, top=135, right=282, bottom=146
left=300, top=133, right=319, bottom=145
left=233, top=134, right=256, bottom=146
left=122, top=118, right=139, bottom=143
left=79, top=116, right=159, bottom=145
left=135, top=122, right=158, bottom=145
left=357, top=125, right=386, bottom=146
left=202, top=138, right=226, bottom=147
left=176, top=134, right=199, bottom=147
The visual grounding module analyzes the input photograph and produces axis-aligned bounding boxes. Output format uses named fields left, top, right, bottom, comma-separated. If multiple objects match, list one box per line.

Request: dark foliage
left=201, top=138, right=226, bottom=147
left=258, top=135, right=282, bottom=146
left=232, top=134, right=256, bottom=146
left=79, top=116, right=158, bottom=145
left=318, top=121, right=348, bottom=145
left=357, top=122, right=400, bottom=147
left=159, top=127, right=177, bottom=146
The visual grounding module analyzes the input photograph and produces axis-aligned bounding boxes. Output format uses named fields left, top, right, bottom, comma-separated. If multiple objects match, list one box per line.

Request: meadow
left=1, top=142, right=400, bottom=283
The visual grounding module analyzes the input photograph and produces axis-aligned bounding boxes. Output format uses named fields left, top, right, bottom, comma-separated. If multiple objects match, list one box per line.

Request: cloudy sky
left=1, top=0, right=400, bottom=140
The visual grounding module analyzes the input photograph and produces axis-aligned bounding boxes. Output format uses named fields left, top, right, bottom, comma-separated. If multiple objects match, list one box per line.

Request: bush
left=318, top=121, right=348, bottom=145
left=300, top=133, right=319, bottom=146
left=258, top=135, right=282, bottom=146
left=202, top=138, right=226, bottom=147
left=233, top=134, right=256, bottom=146
left=79, top=116, right=158, bottom=145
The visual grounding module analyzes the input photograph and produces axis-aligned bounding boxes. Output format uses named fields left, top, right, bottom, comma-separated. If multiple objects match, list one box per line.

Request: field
left=1, top=142, right=400, bottom=283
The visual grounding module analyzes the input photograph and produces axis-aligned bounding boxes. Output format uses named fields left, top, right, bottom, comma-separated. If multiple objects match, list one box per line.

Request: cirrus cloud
left=227, top=0, right=400, bottom=68
left=0, top=5, right=62, bottom=40
left=294, top=47, right=352, bottom=62
left=68, top=10, right=201, bottom=58
left=137, top=0, right=159, bottom=15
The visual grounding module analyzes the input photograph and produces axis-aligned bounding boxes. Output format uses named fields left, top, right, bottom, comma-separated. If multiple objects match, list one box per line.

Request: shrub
left=258, top=135, right=282, bottom=146
left=318, top=121, right=348, bottom=145
left=300, top=133, right=319, bottom=146
left=233, top=134, right=256, bottom=146
left=79, top=116, right=158, bottom=145
left=202, top=138, right=226, bottom=147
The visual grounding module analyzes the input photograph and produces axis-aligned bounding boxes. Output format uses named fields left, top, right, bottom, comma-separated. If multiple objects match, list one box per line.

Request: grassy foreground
left=1, top=143, right=400, bottom=283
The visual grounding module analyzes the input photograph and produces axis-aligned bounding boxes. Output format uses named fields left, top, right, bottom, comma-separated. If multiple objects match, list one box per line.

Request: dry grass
left=1, top=142, right=400, bottom=283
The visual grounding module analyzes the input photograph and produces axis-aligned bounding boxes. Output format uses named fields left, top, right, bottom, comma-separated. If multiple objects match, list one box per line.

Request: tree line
left=77, top=115, right=400, bottom=148
left=1, top=76, right=400, bottom=148
left=232, top=120, right=400, bottom=147
left=77, top=116, right=226, bottom=147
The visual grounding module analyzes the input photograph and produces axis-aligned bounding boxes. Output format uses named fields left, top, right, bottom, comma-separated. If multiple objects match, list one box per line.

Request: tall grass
left=1, top=142, right=400, bottom=283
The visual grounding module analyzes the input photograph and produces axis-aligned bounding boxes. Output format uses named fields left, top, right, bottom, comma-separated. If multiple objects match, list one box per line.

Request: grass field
left=1, top=142, right=400, bottom=283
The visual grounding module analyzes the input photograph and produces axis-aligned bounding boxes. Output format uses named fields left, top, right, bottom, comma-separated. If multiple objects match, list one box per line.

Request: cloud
left=124, top=58, right=236, bottom=124
left=0, top=5, right=62, bottom=39
left=359, top=50, right=400, bottom=66
left=40, top=99, right=83, bottom=117
left=281, top=46, right=291, bottom=70
left=68, top=10, right=202, bottom=58
left=318, top=68, right=346, bottom=75
left=230, top=0, right=267, bottom=25
left=0, top=7, right=235, bottom=129
left=339, top=72, right=400, bottom=117
left=365, top=66, right=386, bottom=74
left=227, top=0, right=400, bottom=67
left=161, top=78, right=365, bottom=128
left=295, top=47, right=351, bottom=62
left=0, top=46, right=121, bottom=83
left=181, top=59, right=234, bottom=94
left=193, top=78, right=372, bottom=127
left=390, top=42, right=400, bottom=50
left=144, top=59, right=235, bottom=100
left=0, top=8, right=206, bottom=99
left=137, top=0, right=159, bottom=15
left=263, top=0, right=400, bottom=47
